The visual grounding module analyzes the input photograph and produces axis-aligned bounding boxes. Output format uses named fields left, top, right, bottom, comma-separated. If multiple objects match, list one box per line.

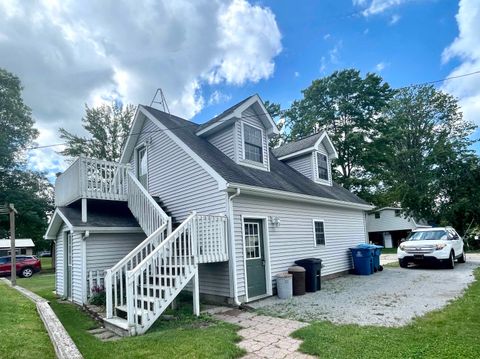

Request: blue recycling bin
left=356, top=244, right=383, bottom=272
left=349, top=247, right=374, bottom=275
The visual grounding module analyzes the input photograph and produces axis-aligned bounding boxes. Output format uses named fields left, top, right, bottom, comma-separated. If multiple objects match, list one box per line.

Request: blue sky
left=194, top=0, right=479, bottom=151
left=0, top=0, right=479, bottom=181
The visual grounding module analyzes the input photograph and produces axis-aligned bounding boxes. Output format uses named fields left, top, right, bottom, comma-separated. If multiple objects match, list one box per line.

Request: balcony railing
left=55, top=156, right=130, bottom=206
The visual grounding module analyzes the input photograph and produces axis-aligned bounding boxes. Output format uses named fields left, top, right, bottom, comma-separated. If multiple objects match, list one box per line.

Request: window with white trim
left=313, top=220, right=326, bottom=246
left=243, top=124, right=263, bottom=163
left=244, top=222, right=261, bottom=259
left=317, top=152, right=329, bottom=181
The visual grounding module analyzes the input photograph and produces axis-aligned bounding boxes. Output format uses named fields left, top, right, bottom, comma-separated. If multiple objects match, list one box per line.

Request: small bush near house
left=89, top=285, right=106, bottom=306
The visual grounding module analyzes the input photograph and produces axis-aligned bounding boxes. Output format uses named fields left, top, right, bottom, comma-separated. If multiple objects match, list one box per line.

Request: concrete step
left=88, top=326, right=123, bottom=341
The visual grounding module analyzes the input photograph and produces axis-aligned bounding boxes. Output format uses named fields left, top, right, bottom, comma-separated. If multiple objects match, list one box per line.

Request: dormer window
left=317, top=153, right=329, bottom=181
left=243, top=124, right=263, bottom=163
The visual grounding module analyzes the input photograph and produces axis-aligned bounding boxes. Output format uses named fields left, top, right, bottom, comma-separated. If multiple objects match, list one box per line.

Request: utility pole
left=9, top=204, right=18, bottom=286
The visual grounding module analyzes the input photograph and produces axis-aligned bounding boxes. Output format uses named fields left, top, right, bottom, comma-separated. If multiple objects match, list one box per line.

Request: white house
left=0, top=238, right=35, bottom=256
left=45, top=94, right=373, bottom=336
left=366, top=207, right=430, bottom=248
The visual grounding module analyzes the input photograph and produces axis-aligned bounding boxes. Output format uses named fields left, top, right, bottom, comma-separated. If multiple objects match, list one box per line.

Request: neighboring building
left=0, top=238, right=35, bottom=256
left=366, top=207, right=431, bottom=248
left=45, top=94, right=373, bottom=336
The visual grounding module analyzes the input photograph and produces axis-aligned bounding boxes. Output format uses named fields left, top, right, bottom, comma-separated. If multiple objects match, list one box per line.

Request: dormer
left=197, top=94, right=279, bottom=172
left=272, top=131, right=338, bottom=186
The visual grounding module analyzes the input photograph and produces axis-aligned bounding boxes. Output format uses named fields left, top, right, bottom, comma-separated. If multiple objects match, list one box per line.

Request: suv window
left=408, top=230, right=447, bottom=241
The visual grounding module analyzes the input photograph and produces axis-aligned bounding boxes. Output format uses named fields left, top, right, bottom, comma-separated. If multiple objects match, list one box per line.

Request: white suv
left=397, top=227, right=466, bottom=269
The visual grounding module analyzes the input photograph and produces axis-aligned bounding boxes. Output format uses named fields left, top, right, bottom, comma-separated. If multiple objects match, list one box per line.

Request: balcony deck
left=55, top=157, right=130, bottom=206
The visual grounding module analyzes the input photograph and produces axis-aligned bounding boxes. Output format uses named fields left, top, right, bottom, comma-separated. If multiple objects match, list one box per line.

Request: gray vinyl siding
left=285, top=154, right=313, bottom=180
left=198, top=262, right=230, bottom=297
left=86, top=233, right=146, bottom=274
left=72, top=232, right=83, bottom=304
left=207, top=125, right=235, bottom=161
left=236, top=107, right=270, bottom=171
left=130, top=117, right=227, bottom=221
left=366, top=209, right=419, bottom=232
left=232, top=195, right=367, bottom=299
left=55, top=224, right=66, bottom=296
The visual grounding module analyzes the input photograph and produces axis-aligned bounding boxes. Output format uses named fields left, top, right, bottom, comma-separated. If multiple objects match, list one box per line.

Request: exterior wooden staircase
left=104, top=171, right=228, bottom=336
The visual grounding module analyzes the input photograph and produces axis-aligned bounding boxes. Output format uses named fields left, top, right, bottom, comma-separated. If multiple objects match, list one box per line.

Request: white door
left=65, top=232, right=72, bottom=299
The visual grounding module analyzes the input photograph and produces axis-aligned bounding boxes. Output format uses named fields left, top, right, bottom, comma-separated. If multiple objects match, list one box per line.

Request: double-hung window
left=313, top=220, right=326, bottom=246
left=243, top=124, right=263, bottom=163
left=317, top=153, right=329, bottom=181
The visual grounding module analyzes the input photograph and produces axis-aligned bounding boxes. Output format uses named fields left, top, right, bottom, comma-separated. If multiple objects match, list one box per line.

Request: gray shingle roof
left=143, top=106, right=369, bottom=206
left=58, top=200, right=140, bottom=227
left=197, top=95, right=255, bottom=132
left=271, top=132, right=324, bottom=158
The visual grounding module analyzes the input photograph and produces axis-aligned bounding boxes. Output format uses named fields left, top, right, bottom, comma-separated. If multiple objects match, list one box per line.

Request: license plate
left=414, top=254, right=424, bottom=260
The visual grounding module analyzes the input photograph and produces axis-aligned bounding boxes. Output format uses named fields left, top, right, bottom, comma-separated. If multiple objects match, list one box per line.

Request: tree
left=0, top=68, right=38, bottom=178
left=264, top=100, right=285, bottom=148
left=59, top=102, right=135, bottom=162
left=0, top=68, right=52, bottom=250
left=283, top=69, right=394, bottom=192
left=375, top=85, right=477, bottom=223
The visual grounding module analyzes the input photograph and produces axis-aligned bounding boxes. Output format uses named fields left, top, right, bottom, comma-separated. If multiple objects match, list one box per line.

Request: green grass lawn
left=293, top=267, right=480, bottom=358
left=17, top=274, right=244, bottom=359
left=0, top=280, right=55, bottom=359
left=380, top=248, right=397, bottom=254
left=40, top=257, right=53, bottom=271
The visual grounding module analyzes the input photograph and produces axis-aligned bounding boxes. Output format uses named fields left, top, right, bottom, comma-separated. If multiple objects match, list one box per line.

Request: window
left=375, top=212, right=381, bottom=219
left=317, top=153, right=329, bottom=181
left=243, top=124, right=263, bottom=163
left=395, top=209, right=401, bottom=217
left=313, top=220, right=325, bottom=246
left=244, top=222, right=261, bottom=259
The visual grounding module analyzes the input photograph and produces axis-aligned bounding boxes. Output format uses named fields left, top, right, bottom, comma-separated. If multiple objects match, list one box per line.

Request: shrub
left=89, top=285, right=106, bottom=306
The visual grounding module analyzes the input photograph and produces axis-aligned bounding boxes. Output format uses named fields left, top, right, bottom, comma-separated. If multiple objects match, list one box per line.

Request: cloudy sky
left=0, top=0, right=479, bottom=181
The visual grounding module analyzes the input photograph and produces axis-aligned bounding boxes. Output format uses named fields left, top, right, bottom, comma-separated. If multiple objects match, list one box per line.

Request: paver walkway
left=205, top=307, right=314, bottom=359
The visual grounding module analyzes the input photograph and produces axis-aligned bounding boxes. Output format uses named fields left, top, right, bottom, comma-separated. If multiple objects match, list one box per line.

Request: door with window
left=244, top=219, right=267, bottom=299
left=136, top=146, right=148, bottom=188
left=65, top=232, right=72, bottom=299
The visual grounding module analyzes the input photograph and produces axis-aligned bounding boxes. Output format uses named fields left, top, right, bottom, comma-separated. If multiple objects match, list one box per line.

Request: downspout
left=82, top=231, right=90, bottom=304
left=227, top=187, right=241, bottom=306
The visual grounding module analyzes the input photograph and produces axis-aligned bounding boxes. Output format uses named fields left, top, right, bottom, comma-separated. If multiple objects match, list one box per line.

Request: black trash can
left=295, top=258, right=322, bottom=292
left=288, top=266, right=306, bottom=296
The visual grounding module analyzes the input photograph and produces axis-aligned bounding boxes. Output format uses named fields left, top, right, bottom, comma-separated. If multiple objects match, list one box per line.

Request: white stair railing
left=196, top=214, right=228, bottom=263
left=105, top=223, right=168, bottom=319
left=125, top=212, right=198, bottom=335
left=127, top=171, right=171, bottom=236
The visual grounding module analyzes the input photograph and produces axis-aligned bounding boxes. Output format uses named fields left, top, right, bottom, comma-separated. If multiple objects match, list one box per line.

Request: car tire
left=458, top=251, right=466, bottom=263
left=446, top=252, right=455, bottom=269
left=21, top=267, right=34, bottom=278
left=399, top=259, right=408, bottom=268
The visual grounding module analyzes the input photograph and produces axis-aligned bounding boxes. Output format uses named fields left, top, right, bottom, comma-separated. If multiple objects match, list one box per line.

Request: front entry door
left=136, top=146, right=147, bottom=188
left=244, top=219, right=267, bottom=299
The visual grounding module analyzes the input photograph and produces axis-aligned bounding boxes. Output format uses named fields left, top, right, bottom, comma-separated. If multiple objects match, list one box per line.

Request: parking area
left=250, top=254, right=480, bottom=327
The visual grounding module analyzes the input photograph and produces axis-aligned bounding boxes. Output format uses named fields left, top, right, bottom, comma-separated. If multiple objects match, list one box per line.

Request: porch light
left=270, top=216, right=281, bottom=227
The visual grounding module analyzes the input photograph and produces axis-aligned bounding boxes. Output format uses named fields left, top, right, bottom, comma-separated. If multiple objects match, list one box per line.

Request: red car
left=0, top=255, right=42, bottom=278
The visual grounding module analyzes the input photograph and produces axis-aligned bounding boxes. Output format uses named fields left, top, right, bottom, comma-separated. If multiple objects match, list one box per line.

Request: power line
left=25, top=68, right=480, bottom=151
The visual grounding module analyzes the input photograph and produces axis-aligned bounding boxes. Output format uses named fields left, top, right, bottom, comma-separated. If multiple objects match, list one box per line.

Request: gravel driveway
left=250, top=254, right=480, bottom=327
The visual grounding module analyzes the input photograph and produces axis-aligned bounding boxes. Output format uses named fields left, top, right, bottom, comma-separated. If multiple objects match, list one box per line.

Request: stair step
left=104, top=317, right=130, bottom=337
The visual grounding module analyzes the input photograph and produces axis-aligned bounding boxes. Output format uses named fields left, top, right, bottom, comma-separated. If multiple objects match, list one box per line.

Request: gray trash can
left=276, top=272, right=292, bottom=299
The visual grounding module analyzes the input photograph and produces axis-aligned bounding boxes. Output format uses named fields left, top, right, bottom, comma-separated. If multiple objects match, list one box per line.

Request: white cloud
left=294, top=71, right=300, bottom=78
left=323, top=33, right=331, bottom=40
left=442, top=0, right=480, bottom=126
left=207, top=90, right=232, bottom=106
left=353, top=0, right=409, bottom=16
left=0, top=0, right=282, bottom=178
left=375, top=62, right=389, bottom=72
left=329, top=41, right=343, bottom=64
left=389, top=14, right=401, bottom=25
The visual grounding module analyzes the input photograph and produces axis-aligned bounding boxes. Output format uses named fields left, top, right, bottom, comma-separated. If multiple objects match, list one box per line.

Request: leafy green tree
left=283, top=69, right=394, bottom=192
left=376, top=85, right=477, bottom=223
left=264, top=100, right=285, bottom=148
left=59, top=102, right=135, bottom=162
left=0, top=68, right=52, bottom=251
left=0, top=68, right=38, bottom=178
